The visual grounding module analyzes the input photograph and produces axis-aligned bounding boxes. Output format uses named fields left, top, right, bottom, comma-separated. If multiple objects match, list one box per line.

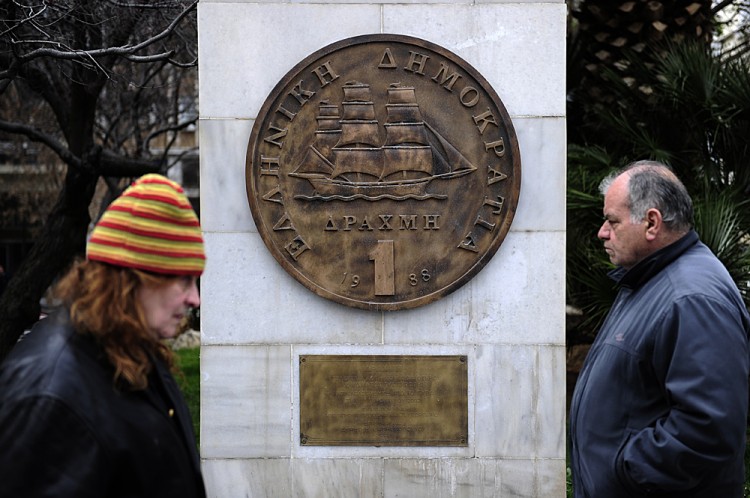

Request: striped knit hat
left=86, top=174, right=205, bottom=276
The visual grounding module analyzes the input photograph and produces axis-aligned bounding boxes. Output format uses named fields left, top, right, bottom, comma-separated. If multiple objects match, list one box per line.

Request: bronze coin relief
left=246, top=34, right=521, bottom=311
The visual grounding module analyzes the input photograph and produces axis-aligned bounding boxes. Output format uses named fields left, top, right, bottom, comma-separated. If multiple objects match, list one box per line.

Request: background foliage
left=175, top=347, right=201, bottom=445
left=0, top=1, right=199, bottom=360
left=566, top=1, right=750, bottom=493
left=567, top=0, right=750, bottom=341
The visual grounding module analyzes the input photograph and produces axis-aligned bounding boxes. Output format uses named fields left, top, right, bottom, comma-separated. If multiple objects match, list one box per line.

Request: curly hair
left=54, top=260, right=177, bottom=390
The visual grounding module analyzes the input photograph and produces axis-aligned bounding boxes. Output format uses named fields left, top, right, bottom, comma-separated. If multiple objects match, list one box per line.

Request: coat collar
left=608, top=229, right=699, bottom=289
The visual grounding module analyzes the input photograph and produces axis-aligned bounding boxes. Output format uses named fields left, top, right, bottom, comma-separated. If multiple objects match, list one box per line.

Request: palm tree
left=567, top=16, right=750, bottom=338
left=565, top=4, right=750, bottom=495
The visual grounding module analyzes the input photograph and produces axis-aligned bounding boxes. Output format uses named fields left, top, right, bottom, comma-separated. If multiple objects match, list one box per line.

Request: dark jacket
left=0, top=311, right=206, bottom=498
left=570, top=230, right=750, bottom=498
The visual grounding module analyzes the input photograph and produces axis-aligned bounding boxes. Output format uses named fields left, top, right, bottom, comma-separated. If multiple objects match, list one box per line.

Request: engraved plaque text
left=299, top=355, right=468, bottom=446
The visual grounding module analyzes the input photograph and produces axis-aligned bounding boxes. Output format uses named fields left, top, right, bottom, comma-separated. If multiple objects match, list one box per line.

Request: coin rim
left=245, top=33, right=522, bottom=311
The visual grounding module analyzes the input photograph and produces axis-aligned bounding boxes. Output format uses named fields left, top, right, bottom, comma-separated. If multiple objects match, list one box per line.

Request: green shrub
left=174, top=347, right=201, bottom=444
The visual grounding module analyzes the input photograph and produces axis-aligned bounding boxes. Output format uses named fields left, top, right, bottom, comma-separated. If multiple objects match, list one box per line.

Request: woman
left=0, top=174, right=207, bottom=497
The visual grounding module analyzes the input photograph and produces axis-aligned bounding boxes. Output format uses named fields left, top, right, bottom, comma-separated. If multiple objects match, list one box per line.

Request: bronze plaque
left=246, top=34, right=521, bottom=310
left=299, top=355, right=468, bottom=446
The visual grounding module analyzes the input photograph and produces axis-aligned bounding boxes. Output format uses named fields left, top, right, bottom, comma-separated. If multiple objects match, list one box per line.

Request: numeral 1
left=369, top=240, right=395, bottom=296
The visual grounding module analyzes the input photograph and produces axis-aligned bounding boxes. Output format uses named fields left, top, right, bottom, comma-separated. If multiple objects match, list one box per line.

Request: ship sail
left=331, top=82, right=383, bottom=180
left=315, top=101, right=343, bottom=160
left=290, top=81, right=477, bottom=200
left=290, top=101, right=340, bottom=179
left=424, top=121, right=477, bottom=178
left=382, top=84, right=433, bottom=179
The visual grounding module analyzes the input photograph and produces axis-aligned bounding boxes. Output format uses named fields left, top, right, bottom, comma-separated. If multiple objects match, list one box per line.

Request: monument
left=198, top=2, right=566, bottom=496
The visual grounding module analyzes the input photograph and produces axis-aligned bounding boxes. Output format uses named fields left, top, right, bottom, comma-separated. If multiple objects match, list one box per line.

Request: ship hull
left=307, top=176, right=429, bottom=197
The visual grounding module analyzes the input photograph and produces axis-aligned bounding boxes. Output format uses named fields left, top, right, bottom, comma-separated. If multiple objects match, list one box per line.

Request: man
left=0, top=174, right=207, bottom=497
left=569, top=161, right=750, bottom=497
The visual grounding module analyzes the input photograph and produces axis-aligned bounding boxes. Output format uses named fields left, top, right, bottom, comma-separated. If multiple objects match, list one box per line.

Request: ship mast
left=331, top=81, right=384, bottom=181
left=382, top=84, right=433, bottom=180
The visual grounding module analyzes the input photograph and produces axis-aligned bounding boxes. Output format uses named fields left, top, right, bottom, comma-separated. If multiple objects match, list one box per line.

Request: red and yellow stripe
left=86, top=174, right=206, bottom=276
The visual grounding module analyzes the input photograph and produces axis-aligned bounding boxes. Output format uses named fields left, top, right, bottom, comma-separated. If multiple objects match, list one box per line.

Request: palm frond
left=694, top=191, right=750, bottom=305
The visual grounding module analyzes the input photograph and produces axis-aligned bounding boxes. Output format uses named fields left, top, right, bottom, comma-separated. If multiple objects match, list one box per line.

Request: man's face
left=598, top=174, right=650, bottom=269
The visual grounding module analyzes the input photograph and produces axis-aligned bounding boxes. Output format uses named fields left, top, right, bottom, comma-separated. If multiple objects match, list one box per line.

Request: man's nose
left=598, top=222, right=610, bottom=240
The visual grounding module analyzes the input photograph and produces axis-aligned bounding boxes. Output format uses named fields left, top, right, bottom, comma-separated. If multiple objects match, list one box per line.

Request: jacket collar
left=608, top=229, right=699, bottom=289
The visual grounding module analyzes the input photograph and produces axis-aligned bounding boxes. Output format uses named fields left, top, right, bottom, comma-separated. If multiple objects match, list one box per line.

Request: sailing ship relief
left=290, top=81, right=477, bottom=201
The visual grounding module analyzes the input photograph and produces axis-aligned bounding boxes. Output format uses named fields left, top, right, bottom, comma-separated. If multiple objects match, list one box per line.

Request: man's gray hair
left=599, top=160, right=694, bottom=233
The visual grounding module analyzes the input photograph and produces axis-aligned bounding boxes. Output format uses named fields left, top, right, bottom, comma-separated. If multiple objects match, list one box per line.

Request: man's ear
left=644, top=208, right=662, bottom=241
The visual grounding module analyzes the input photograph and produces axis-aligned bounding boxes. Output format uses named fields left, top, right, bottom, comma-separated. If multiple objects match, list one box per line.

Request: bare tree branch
left=7, top=1, right=197, bottom=67
left=0, top=119, right=79, bottom=167
left=142, top=117, right=197, bottom=152
left=98, top=150, right=163, bottom=177
left=0, top=119, right=163, bottom=177
left=0, top=0, right=200, bottom=357
left=164, top=147, right=198, bottom=170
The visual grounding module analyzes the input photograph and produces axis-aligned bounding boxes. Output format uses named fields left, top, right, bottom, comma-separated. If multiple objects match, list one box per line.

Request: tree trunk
left=0, top=166, right=98, bottom=361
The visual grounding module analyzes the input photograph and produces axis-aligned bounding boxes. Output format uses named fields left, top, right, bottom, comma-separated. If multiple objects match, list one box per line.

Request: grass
left=174, top=346, right=200, bottom=444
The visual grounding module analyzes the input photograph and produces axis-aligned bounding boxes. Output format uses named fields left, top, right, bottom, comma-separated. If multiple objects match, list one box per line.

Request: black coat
left=0, top=311, right=206, bottom=498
